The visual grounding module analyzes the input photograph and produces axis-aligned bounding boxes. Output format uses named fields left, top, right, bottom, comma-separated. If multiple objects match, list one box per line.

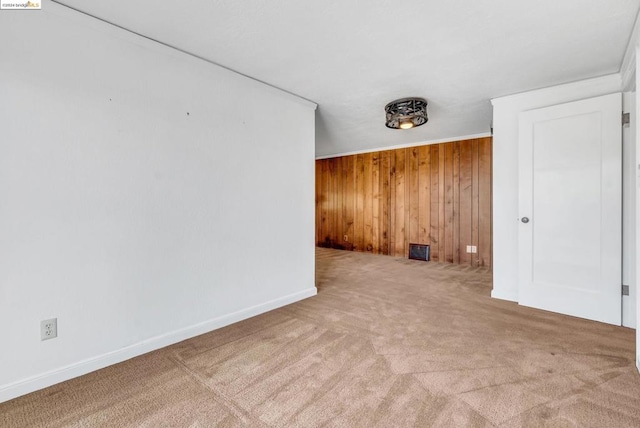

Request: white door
left=518, top=93, right=622, bottom=325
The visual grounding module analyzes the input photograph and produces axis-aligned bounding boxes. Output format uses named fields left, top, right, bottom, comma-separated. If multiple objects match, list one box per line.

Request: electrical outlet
left=471, top=246, right=478, bottom=254
left=41, top=318, right=57, bottom=341
left=344, top=235, right=348, bottom=242
left=466, top=245, right=472, bottom=253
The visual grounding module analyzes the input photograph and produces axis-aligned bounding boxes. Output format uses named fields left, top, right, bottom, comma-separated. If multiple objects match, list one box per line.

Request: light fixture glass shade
left=385, top=97, right=428, bottom=129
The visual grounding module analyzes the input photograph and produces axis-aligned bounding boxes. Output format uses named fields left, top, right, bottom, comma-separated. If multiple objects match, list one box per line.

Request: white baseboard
left=491, top=288, right=518, bottom=303
left=622, top=295, right=636, bottom=329
left=0, top=287, right=317, bottom=404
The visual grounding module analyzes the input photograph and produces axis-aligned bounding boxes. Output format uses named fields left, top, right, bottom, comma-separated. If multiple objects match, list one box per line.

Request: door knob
left=521, top=217, right=530, bottom=223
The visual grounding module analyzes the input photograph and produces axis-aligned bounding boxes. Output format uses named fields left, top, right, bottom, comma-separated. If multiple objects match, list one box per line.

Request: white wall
left=490, top=74, right=622, bottom=303
left=0, top=2, right=317, bottom=402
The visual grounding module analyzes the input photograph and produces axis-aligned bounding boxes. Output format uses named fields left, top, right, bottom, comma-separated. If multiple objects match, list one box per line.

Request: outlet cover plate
left=41, top=318, right=57, bottom=341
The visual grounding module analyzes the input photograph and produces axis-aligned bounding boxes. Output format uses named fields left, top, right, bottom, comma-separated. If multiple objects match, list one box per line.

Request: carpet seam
left=167, top=355, right=270, bottom=428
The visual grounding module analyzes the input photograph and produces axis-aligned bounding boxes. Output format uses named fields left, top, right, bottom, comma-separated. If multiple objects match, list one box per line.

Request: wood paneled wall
left=315, top=137, right=492, bottom=267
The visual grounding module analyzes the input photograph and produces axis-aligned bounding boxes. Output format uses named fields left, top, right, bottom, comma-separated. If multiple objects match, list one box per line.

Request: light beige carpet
left=2, top=248, right=639, bottom=427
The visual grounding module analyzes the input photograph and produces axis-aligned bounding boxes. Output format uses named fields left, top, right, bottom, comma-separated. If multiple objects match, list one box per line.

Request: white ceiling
left=54, top=0, right=640, bottom=157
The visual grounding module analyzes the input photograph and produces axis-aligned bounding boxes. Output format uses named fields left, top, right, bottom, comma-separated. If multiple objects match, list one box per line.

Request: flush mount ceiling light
left=384, top=97, right=428, bottom=130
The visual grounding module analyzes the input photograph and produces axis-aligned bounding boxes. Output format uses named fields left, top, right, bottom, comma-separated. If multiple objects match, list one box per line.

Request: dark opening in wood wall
left=315, top=137, right=492, bottom=267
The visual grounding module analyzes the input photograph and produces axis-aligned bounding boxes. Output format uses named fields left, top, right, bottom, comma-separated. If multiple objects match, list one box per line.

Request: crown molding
left=621, top=8, right=640, bottom=91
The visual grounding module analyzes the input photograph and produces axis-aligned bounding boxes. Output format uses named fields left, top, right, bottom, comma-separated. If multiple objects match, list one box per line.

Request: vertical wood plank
left=394, top=149, right=406, bottom=257
left=315, top=160, right=322, bottom=246
left=471, top=139, right=480, bottom=267
left=418, top=145, right=430, bottom=245
left=408, top=147, right=420, bottom=247
left=452, top=142, right=460, bottom=264
left=354, top=154, right=365, bottom=252
left=430, top=145, right=440, bottom=261
left=372, top=152, right=380, bottom=253
left=325, top=159, right=332, bottom=245
left=444, top=143, right=454, bottom=263
left=389, top=151, right=397, bottom=256
left=344, top=155, right=355, bottom=248
left=363, top=152, right=373, bottom=252
left=381, top=151, right=391, bottom=255
left=339, top=156, right=346, bottom=246
left=330, top=158, right=338, bottom=246
left=318, top=160, right=327, bottom=244
left=479, top=137, right=492, bottom=267
left=334, top=157, right=342, bottom=247
left=438, top=144, right=446, bottom=262
left=459, top=140, right=473, bottom=265
left=325, top=159, right=331, bottom=245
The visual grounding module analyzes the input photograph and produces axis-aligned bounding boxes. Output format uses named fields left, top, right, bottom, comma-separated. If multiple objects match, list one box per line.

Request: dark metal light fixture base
left=385, top=97, right=428, bottom=129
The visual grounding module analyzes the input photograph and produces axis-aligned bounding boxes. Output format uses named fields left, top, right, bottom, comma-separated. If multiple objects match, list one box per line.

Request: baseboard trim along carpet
left=490, top=288, right=518, bottom=302
left=0, top=287, right=317, bottom=403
